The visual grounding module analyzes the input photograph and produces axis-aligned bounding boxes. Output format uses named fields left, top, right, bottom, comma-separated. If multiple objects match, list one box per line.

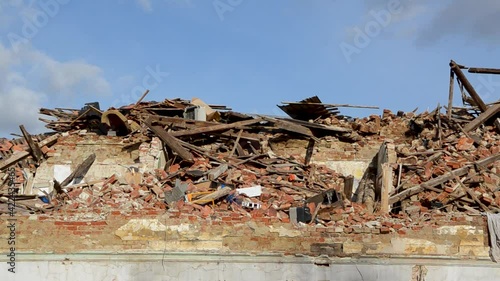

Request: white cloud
left=0, top=43, right=112, bottom=137
left=0, top=0, right=113, bottom=137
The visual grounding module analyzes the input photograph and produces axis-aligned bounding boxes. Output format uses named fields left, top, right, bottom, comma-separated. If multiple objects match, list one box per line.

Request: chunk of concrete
left=237, top=185, right=262, bottom=197
left=165, top=179, right=188, bottom=205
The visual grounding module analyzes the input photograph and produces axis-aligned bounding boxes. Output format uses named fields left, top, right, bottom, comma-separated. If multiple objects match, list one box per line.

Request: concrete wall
left=1, top=254, right=499, bottom=281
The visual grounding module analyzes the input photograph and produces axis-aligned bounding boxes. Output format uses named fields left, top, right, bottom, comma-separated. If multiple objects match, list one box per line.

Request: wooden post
left=380, top=163, right=393, bottom=214
left=447, top=70, right=455, bottom=119
left=436, top=103, right=442, bottom=146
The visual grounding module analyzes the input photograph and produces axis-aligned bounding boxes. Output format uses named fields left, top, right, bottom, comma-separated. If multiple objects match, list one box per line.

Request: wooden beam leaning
left=145, top=117, right=193, bottom=162
left=389, top=153, right=500, bottom=204
left=19, top=125, right=44, bottom=164
left=0, top=133, right=60, bottom=171
left=450, top=60, right=488, bottom=111
left=228, top=129, right=243, bottom=158
left=134, top=89, right=150, bottom=107
left=463, top=103, right=500, bottom=132
left=60, top=153, right=96, bottom=187
left=450, top=60, right=500, bottom=131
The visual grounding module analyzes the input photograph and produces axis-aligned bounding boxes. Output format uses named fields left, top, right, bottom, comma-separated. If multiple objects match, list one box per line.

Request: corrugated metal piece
left=277, top=96, right=338, bottom=121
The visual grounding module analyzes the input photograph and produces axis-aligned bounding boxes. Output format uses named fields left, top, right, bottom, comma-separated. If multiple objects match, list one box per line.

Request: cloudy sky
left=0, top=0, right=499, bottom=137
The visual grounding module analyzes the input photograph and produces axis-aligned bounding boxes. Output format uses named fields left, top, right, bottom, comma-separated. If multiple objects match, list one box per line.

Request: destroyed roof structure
left=0, top=60, right=499, bottom=270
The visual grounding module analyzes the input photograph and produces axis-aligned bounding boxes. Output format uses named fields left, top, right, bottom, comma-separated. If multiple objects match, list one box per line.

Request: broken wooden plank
left=389, top=153, right=500, bottom=204
left=145, top=117, right=193, bottom=162
left=134, top=89, right=150, bottom=107
left=60, top=153, right=96, bottom=187
left=463, top=103, right=500, bottom=132
left=170, top=118, right=262, bottom=137
left=444, top=166, right=490, bottom=212
left=468, top=67, right=500, bottom=75
left=19, top=125, right=44, bottom=164
left=259, top=116, right=318, bottom=140
left=281, top=102, right=379, bottom=109
left=192, top=186, right=231, bottom=205
left=0, top=133, right=60, bottom=171
left=228, top=129, right=243, bottom=158
left=208, top=164, right=228, bottom=181
left=309, top=202, right=322, bottom=225
left=0, top=196, right=47, bottom=213
left=278, top=118, right=352, bottom=133
left=148, top=115, right=261, bottom=142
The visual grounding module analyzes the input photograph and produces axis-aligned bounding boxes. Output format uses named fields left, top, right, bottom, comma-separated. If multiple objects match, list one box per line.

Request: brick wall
left=1, top=209, right=489, bottom=259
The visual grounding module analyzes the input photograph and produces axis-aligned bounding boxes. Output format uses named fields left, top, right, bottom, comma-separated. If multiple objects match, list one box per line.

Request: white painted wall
left=1, top=254, right=498, bottom=281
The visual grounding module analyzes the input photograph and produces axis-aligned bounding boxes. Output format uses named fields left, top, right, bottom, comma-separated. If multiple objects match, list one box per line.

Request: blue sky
left=0, top=0, right=499, bottom=137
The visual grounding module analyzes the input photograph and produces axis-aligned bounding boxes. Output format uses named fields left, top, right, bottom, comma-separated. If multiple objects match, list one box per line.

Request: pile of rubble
left=0, top=60, right=498, bottom=228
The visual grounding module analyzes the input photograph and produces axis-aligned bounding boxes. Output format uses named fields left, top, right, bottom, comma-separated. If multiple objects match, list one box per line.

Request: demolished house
left=0, top=60, right=499, bottom=278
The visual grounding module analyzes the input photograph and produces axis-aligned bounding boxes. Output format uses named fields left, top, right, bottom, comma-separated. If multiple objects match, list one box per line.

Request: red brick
left=73, top=231, right=94, bottom=236
left=380, top=227, right=390, bottom=234
left=12, top=145, right=24, bottom=152
left=281, top=218, right=290, bottom=223
left=392, top=223, right=403, bottom=230
left=259, top=217, right=270, bottom=224
left=381, top=221, right=394, bottom=228
left=41, top=146, right=50, bottom=154
left=316, top=227, right=326, bottom=233
left=54, top=221, right=87, bottom=226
